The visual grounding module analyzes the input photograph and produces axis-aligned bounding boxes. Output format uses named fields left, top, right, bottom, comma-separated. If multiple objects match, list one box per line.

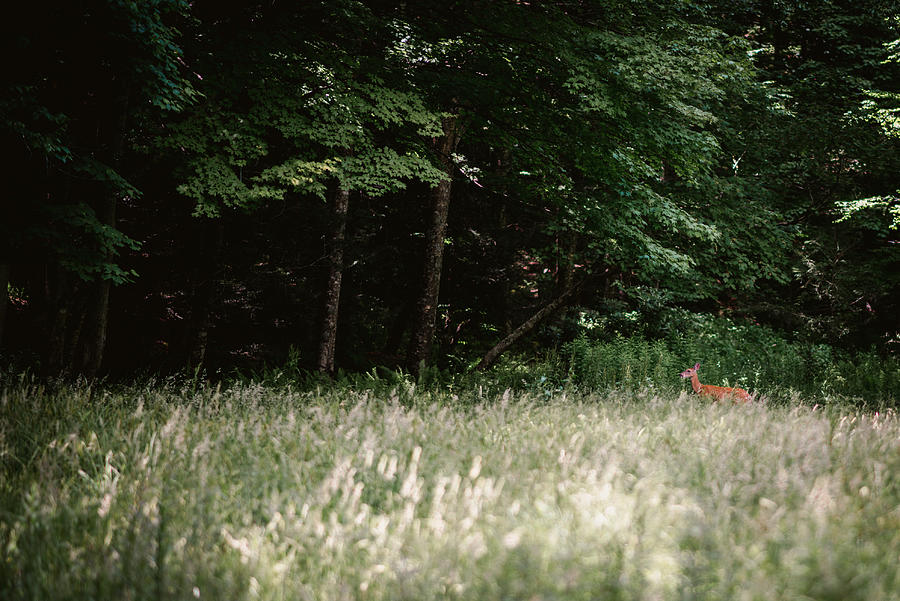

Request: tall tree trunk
left=80, top=196, right=116, bottom=376
left=494, top=148, right=514, bottom=337
left=559, top=231, right=578, bottom=293
left=407, top=114, right=463, bottom=373
left=476, top=285, right=577, bottom=371
left=187, top=219, right=225, bottom=369
left=382, top=300, right=412, bottom=358
left=0, top=262, right=8, bottom=349
left=80, top=94, right=129, bottom=377
left=44, top=266, right=72, bottom=375
left=316, top=186, right=350, bottom=375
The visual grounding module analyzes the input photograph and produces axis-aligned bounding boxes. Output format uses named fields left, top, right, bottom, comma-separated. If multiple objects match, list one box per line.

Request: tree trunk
left=494, top=148, right=514, bottom=336
left=80, top=93, right=129, bottom=377
left=0, top=262, right=8, bottom=349
left=80, top=196, right=116, bottom=376
left=407, top=114, right=463, bottom=373
left=188, top=219, right=225, bottom=369
left=316, top=186, right=350, bottom=375
left=476, top=285, right=577, bottom=371
left=559, top=230, right=578, bottom=293
left=44, top=266, right=73, bottom=375
left=382, top=300, right=412, bottom=358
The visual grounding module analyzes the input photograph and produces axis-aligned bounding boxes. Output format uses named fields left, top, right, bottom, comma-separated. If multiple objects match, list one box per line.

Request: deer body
left=680, top=363, right=752, bottom=403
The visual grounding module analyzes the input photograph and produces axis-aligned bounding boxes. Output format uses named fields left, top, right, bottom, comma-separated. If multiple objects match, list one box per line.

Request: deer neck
left=690, top=373, right=702, bottom=394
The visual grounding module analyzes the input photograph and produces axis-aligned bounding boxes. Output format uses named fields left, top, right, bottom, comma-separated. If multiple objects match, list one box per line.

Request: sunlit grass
left=2, top=378, right=899, bottom=600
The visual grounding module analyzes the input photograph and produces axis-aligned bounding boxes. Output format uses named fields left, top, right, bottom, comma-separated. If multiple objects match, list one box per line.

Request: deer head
left=679, top=363, right=700, bottom=378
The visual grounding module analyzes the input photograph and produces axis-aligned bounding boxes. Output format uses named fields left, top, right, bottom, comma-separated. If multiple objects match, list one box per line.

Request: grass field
left=2, top=377, right=899, bottom=600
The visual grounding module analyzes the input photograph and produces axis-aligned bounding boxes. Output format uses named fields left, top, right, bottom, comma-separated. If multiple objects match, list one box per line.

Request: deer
left=679, top=363, right=753, bottom=403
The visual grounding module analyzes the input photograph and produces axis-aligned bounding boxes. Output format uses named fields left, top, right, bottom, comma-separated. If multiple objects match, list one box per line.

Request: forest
left=4, top=3, right=900, bottom=599
left=1, top=0, right=899, bottom=385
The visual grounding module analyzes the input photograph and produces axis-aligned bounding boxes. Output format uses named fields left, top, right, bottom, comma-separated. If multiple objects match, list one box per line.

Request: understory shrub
left=563, top=313, right=898, bottom=405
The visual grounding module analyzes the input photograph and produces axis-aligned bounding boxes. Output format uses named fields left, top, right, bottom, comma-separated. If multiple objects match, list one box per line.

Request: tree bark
left=80, top=196, right=116, bottom=376
left=382, top=300, right=412, bottom=358
left=187, top=219, right=225, bottom=369
left=476, top=285, right=577, bottom=371
left=494, top=148, right=514, bottom=336
left=407, top=114, right=463, bottom=373
left=559, top=230, right=578, bottom=293
left=0, top=262, right=8, bottom=349
left=316, top=186, right=350, bottom=375
left=44, top=267, right=73, bottom=375
left=79, top=93, right=129, bottom=377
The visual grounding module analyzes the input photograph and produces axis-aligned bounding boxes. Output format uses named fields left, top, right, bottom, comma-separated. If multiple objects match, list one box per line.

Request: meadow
left=2, top=373, right=899, bottom=601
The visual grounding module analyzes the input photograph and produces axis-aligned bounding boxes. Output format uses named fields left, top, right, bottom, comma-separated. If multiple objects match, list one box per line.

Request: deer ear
left=694, top=363, right=700, bottom=370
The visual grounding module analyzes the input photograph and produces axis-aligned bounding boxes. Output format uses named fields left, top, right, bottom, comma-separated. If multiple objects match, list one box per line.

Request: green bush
left=563, top=314, right=899, bottom=406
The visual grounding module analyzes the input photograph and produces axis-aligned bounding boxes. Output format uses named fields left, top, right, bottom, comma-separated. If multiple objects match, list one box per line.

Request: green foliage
left=498, top=8, right=796, bottom=303
left=567, top=335, right=681, bottom=392
left=110, top=0, right=200, bottom=111
left=161, top=11, right=448, bottom=216
left=36, top=204, right=141, bottom=284
left=564, top=314, right=900, bottom=405
left=169, top=80, right=446, bottom=213
left=4, top=0, right=899, bottom=375
left=721, top=0, right=900, bottom=345
left=0, top=87, right=71, bottom=162
left=836, top=195, right=900, bottom=231
left=3, top=0, right=197, bottom=281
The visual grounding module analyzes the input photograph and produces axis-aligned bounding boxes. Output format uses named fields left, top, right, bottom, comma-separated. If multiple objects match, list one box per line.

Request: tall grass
left=2, top=377, right=900, bottom=600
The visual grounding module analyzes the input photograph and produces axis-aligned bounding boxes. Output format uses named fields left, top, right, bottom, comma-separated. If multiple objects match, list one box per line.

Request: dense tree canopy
left=2, top=0, right=898, bottom=376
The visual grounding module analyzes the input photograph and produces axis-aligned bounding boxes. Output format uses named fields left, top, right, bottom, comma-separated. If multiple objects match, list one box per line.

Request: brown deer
left=679, top=363, right=752, bottom=403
